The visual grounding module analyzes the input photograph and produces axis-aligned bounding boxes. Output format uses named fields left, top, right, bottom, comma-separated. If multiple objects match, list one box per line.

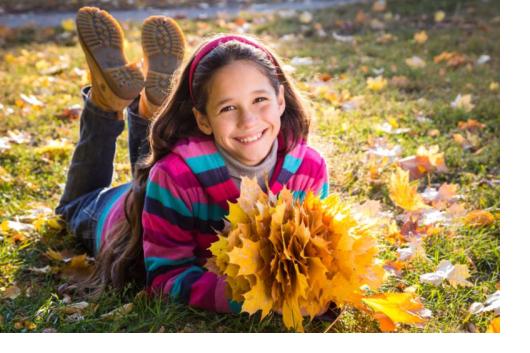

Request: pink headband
left=188, top=35, right=277, bottom=106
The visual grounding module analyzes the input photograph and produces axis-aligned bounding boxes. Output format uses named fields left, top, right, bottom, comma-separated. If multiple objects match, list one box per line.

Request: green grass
left=0, top=0, right=499, bottom=333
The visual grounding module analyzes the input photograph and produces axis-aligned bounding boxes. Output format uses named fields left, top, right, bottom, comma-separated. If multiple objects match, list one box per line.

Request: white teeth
left=237, top=131, right=263, bottom=143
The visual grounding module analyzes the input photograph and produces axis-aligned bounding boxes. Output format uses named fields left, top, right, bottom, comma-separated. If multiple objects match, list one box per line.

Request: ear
left=192, top=107, right=213, bottom=135
left=277, top=84, right=286, bottom=116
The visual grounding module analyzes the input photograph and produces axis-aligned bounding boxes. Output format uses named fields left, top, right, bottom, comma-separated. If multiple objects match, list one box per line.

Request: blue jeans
left=55, top=86, right=150, bottom=255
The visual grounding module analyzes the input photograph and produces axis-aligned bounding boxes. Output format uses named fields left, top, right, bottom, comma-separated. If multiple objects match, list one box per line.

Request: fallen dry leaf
left=1, top=284, right=21, bottom=299
left=458, top=118, right=486, bottom=131
left=420, top=260, right=473, bottom=287
left=405, top=56, right=426, bottom=69
left=387, top=168, right=429, bottom=212
left=463, top=210, right=495, bottom=227
left=366, top=76, right=388, bottom=92
left=434, top=51, right=468, bottom=68
left=486, top=317, right=500, bottom=333
left=414, top=31, right=428, bottom=44
left=362, top=292, right=427, bottom=332
left=61, top=301, right=91, bottom=315
left=101, top=303, right=134, bottom=320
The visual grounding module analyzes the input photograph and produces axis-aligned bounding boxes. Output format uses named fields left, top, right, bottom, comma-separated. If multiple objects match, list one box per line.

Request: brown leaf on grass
left=60, top=301, right=91, bottom=315
left=463, top=210, right=495, bottom=227
left=375, top=32, right=397, bottom=44
left=1, top=284, right=21, bottom=300
left=14, top=320, right=37, bottom=331
left=434, top=51, right=468, bottom=68
left=458, top=118, right=486, bottom=131
left=100, top=303, right=134, bottom=320
left=390, top=75, right=410, bottom=88
left=61, top=254, right=94, bottom=282
left=398, top=145, right=448, bottom=179
left=58, top=104, right=82, bottom=121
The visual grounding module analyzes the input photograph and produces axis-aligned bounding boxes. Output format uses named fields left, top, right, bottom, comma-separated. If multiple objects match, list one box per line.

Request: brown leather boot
left=139, top=16, right=186, bottom=119
left=76, top=7, right=144, bottom=117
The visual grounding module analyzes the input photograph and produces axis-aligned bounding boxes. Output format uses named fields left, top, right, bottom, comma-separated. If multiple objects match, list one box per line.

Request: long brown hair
left=84, top=33, right=311, bottom=295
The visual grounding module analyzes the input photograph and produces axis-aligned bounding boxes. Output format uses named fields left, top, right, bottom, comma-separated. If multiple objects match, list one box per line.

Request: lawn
left=0, top=0, right=499, bottom=333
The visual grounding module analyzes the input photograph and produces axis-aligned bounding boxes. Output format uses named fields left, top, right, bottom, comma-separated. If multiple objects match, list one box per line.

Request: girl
left=57, top=7, right=329, bottom=314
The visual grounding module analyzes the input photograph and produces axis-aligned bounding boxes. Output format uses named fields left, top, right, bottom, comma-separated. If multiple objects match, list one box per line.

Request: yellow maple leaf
left=388, top=168, right=429, bottom=211
left=242, top=276, right=274, bottom=320
left=362, top=292, right=427, bottom=331
left=227, top=238, right=262, bottom=276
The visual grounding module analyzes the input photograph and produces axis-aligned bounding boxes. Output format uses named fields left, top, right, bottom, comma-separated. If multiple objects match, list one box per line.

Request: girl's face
left=192, top=60, right=285, bottom=166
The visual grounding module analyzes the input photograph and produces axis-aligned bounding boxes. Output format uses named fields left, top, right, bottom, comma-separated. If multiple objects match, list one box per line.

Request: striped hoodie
left=97, top=134, right=328, bottom=313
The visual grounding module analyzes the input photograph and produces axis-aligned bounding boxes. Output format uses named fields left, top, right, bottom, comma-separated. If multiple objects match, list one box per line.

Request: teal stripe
left=229, top=300, right=242, bottom=313
left=320, top=182, right=329, bottom=199
left=145, top=256, right=196, bottom=273
left=169, top=266, right=205, bottom=298
left=95, top=183, right=131, bottom=251
left=283, top=154, right=303, bottom=174
left=185, top=152, right=225, bottom=174
left=146, top=181, right=192, bottom=217
left=191, top=202, right=227, bottom=221
left=293, top=190, right=306, bottom=202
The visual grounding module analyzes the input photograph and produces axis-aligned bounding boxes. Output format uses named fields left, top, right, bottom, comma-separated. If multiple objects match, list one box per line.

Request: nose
left=237, top=108, right=258, bottom=129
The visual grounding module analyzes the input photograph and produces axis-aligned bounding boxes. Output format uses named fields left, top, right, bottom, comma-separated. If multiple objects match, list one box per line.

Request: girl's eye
left=220, top=105, right=236, bottom=113
left=254, top=97, right=268, bottom=103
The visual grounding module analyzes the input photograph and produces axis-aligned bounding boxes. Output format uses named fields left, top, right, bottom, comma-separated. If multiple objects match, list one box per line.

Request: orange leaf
left=458, top=118, right=486, bottom=131
left=464, top=210, right=495, bottom=227
left=487, top=317, right=500, bottom=333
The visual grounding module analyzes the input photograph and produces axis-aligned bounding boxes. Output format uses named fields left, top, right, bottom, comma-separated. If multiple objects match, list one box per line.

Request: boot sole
left=76, top=7, right=144, bottom=103
left=142, top=16, right=186, bottom=106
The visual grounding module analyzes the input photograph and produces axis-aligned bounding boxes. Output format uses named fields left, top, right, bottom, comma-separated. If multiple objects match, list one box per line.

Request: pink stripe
left=142, top=213, right=194, bottom=243
left=148, top=267, right=187, bottom=294
left=143, top=239, right=195, bottom=261
left=206, top=179, right=239, bottom=205
left=286, top=173, right=312, bottom=192
left=100, top=199, right=126, bottom=248
left=189, top=271, right=218, bottom=311
left=179, top=140, right=219, bottom=158
left=214, top=277, right=231, bottom=313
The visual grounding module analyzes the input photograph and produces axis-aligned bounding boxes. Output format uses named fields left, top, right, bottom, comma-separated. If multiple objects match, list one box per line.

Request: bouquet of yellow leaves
left=208, top=178, right=427, bottom=332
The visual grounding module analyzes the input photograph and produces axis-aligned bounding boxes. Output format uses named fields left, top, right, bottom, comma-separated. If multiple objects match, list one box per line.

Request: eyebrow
left=214, top=89, right=271, bottom=109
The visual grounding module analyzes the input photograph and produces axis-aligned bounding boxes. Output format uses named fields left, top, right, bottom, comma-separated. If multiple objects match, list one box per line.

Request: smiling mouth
left=235, top=129, right=266, bottom=144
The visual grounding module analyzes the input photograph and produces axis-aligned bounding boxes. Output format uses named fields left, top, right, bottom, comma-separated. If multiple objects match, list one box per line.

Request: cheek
left=211, top=119, right=235, bottom=139
left=261, top=104, right=282, bottom=124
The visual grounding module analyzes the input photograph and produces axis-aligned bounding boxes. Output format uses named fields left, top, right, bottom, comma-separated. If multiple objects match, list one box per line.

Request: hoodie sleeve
left=142, top=165, right=240, bottom=313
